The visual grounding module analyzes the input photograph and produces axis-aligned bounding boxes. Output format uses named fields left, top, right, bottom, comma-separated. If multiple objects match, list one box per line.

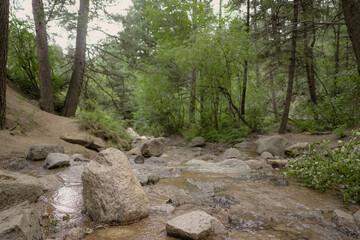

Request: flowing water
left=21, top=144, right=359, bottom=240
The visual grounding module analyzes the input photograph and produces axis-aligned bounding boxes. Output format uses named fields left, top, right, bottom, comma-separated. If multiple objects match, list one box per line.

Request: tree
left=279, top=0, right=299, bottom=134
left=342, top=0, right=360, bottom=75
left=62, top=0, right=90, bottom=117
left=0, top=0, right=9, bottom=129
left=32, top=0, right=54, bottom=113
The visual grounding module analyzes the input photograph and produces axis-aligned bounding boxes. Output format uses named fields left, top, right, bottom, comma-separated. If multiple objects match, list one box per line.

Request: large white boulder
left=82, top=148, right=150, bottom=224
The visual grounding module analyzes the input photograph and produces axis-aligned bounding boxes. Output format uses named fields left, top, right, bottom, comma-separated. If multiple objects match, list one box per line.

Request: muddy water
left=22, top=146, right=359, bottom=240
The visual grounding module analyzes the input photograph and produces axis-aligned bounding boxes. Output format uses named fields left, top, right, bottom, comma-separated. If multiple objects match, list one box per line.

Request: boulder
left=127, top=147, right=141, bottom=156
left=166, top=210, right=226, bottom=240
left=255, top=135, right=288, bottom=156
left=141, top=138, right=166, bottom=158
left=228, top=205, right=273, bottom=230
left=186, top=159, right=251, bottom=174
left=199, top=154, right=220, bottom=162
left=167, top=189, right=193, bottom=207
left=0, top=170, right=43, bottom=211
left=43, top=153, right=71, bottom=169
left=60, top=133, right=106, bottom=151
left=151, top=204, right=175, bottom=214
left=222, top=148, right=242, bottom=160
left=188, top=137, right=206, bottom=147
left=245, top=160, right=273, bottom=171
left=40, top=175, right=64, bottom=192
left=134, top=155, right=145, bottom=164
left=354, top=210, right=360, bottom=226
left=135, top=173, right=160, bottom=186
left=126, top=128, right=140, bottom=139
left=332, top=209, right=359, bottom=237
left=285, top=142, right=309, bottom=157
left=0, top=202, right=42, bottom=240
left=82, top=148, right=150, bottom=224
left=260, top=151, right=274, bottom=159
left=267, top=159, right=288, bottom=169
left=71, top=154, right=89, bottom=162
left=9, top=158, right=29, bottom=171
left=26, top=144, right=64, bottom=161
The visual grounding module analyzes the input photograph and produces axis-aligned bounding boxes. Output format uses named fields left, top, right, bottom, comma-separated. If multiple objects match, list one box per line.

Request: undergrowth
left=283, top=130, right=360, bottom=204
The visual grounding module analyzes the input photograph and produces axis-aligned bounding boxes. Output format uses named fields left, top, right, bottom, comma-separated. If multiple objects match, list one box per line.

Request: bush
left=283, top=130, right=360, bottom=204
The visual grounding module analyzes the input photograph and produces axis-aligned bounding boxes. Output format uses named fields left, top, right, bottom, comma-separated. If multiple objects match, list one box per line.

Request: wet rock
left=267, top=159, right=288, bottom=169
left=9, top=157, right=29, bottom=170
left=285, top=142, right=309, bottom=157
left=199, top=154, right=220, bottom=162
left=151, top=204, right=175, bottom=214
left=255, top=135, right=288, bottom=156
left=127, top=147, right=141, bottom=156
left=166, top=210, right=226, bottom=240
left=212, top=194, right=238, bottom=209
left=188, top=137, right=206, bottom=147
left=71, top=154, right=89, bottom=162
left=141, top=138, right=166, bottom=158
left=260, top=151, right=273, bottom=159
left=82, top=148, right=150, bottom=224
left=0, top=170, right=43, bottom=211
left=222, top=148, right=242, bottom=160
left=40, top=174, right=64, bottom=192
left=135, top=173, right=160, bottom=186
left=63, top=227, right=85, bottom=240
left=186, top=159, right=251, bottom=174
left=134, top=155, right=145, bottom=164
left=167, top=189, right=193, bottom=206
left=245, top=160, right=273, bottom=171
left=26, top=144, right=64, bottom=161
left=127, top=128, right=140, bottom=139
left=43, top=153, right=71, bottom=169
left=332, top=209, right=359, bottom=237
left=272, top=178, right=289, bottom=186
left=295, top=209, right=324, bottom=222
left=228, top=206, right=273, bottom=230
left=60, top=133, right=106, bottom=151
left=0, top=202, right=41, bottom=240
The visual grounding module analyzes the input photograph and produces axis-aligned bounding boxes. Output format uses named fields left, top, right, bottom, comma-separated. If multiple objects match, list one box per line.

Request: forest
left=1, top=0, right=360, bottom=142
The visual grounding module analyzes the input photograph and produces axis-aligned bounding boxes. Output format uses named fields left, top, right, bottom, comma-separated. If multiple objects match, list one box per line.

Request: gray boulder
left=166, top=210, right=226, bottom=240
left=285, top=142, right=309, bottom=157
left=9, top=158, right=29, bottom=170
left=60, top=133, right=106, bottom=151
left=355, top=210, right=360, bottom=227
left=71, top=154, right=89, bottom=162
left=332, top=209, right=359, bottom=237
left=255, top=135, right=288, bottom=156
left=188, top=137, right=206, bottom=147
left=40, top=175, right=64, bottom=192
left=127, top=147, right=141, bottom=156
left=186, top=159, right=251, bottom=174
left=82, top=148, right=150, bottom=224
left=245, top=160, right=273, bottom=171
left=27, top=144, right=64, bottom=161
left=141, top=138, right=166, bottom=158
left=260, top=151, right=274, bottom=159
left=151, top=204, right=175, bottom=214
left=0, top=170, right=43, bottom=211
left=222, top=148, right=242, bottom=160
left=43, top=153, right=71, bottom=169
left=167, top=189, right=193, bottom=207
left=0, top=202, right=42, bottom=240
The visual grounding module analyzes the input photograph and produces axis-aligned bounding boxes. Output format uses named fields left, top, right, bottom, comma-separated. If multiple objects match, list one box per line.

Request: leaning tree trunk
left=62, top=0, right=90, bottom=117
left=32, top=0, right=54, bottom=113
left=0, top=0, right=9, bottom=129
left=240, top=0, right=250, bottom=116
left=342, top=0, right=360, bottom=75
left=279, top=0, right=299, bottom=134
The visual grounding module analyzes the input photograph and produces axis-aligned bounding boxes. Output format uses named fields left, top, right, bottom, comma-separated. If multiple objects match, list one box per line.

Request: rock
left=167, top=189, right=193, bottom=206
left=260, top=151, right=273, bottom=159
left=63, top=227, right=85, bottom=240
left=27, top=144, right=64, bottom=161
left=71, top=154, right=89, bottom=162
left=135, top=173, right=160, bottom=186
left=0, top=202, right=41, bottom=240
left=43, top=153, right=71, bottom=169
left=186, top=159, right=251, bottom=174
left=228, top=206, right=273, bottom=230
left=222, top=148, right=242, bottom=160
left=166, top=210, right=226, bottom=240
left=199, top=154, right=220, bottom=162
left=233, top=141, right=255, bottom=151
left=9, top=157, right=29, bottom=170
left=127, top=147, right=141, bottom=156
left=212, top=194, right=238, bottom=209
left=188, top=137, right=206, bottom=147
left=0, top=170, right=43, bottom=211
left=255, top=135, right=288, bottom=156
left=245, top=160, right=273, bottom=171
left=40, top=175, right=64, bottom=192
left=354, top=210, right=360, bottom=227
left=141, top=138, right=166, bottom=158
left=267, top=159, right=288, bottom=169
left=82, top=148, right=150, bottom=224
left=127, top=128, right=140, bottom=139
left=151, top=204, right=175, bottom=214
left=285, top=142, right=309, bottom=157
left=332, top=209, right=359, bottom=237
left=134, top=155, right=145, bottom=164
left=60, top=133, right=106, bottom=151
left=146, top=157, right=167, bottom=164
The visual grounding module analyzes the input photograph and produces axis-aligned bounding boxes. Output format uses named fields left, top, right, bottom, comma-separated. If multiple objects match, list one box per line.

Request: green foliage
left=283, top=130, right=360, bottom=203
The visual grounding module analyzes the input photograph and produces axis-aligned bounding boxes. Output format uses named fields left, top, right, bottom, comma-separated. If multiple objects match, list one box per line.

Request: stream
left=21, top=141, right=359, bottom=240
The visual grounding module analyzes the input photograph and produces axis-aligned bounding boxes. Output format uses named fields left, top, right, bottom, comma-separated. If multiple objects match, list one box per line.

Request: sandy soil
left=0, top=83, right=97, bottom=168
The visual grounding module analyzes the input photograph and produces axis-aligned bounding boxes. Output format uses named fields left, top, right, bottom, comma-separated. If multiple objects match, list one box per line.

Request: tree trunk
left=241, top=0, right=250, bottom=116
left=62, top=0, right=90, bottom=117
left=0, top=0, right=9, bottom=129
left=342, top=0, right=360, bottom=75
left=189, top=68, right=196, bottom=123
left=279, top=0, right=299, bottom=134
left=32, top=0, right=54, bottom=113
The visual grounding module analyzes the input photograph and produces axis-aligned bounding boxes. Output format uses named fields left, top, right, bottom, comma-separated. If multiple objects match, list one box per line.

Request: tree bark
left=241, top=0, right=250, bottom=116
left=62, top=0, right=90, bottom=117
left=0, top=0, right=9, bottom=129
left=342, top=0, right=360, bottom=75
left=279, top=0, right=299, bottom=134
left=32, top=0, right=54, bottom=113
left=189, top=68, right=196, bottom=123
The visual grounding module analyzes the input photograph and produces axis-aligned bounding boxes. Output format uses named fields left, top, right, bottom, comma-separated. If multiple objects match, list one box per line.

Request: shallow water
left=22, top=146, right=359, bottom=240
